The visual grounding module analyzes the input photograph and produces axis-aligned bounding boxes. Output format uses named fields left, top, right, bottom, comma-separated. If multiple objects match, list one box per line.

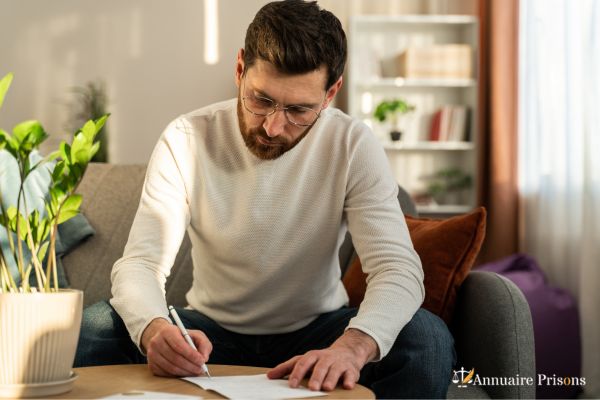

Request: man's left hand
left=267, top=328, right=379, bottom=391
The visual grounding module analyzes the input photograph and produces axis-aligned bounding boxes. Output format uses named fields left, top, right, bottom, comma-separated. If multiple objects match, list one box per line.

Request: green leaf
left=62, top=194, right=82, bottom=212
left=50, top=186, right=66, bottom=203
left=35, top=217, right=45, bottom=243
left=57, top=209, right=78, bottom=225
left=45, top=204, right=53, bottom=220
left=0, top=72, right=13, bottom=110
left=27, top=123, right=48, bottom=148
left=0, top=128, right=9, bottom=150
left=60, top=142, right=71, bottom=163
left=49, top=186, right=66, bottom=214
left=17, top=214, right=28, bottom=241
left=27, top=210, right=46, bottom=245
left=51, top=160, right=66, bottom=182
left=37, top=241, right=49, bottom=263
left=28, top=209, right=40, bottom=232
left=72, top=149, right=91, bottom=165
left=70, top=132, right=87, bottom=164
left=81, top=120, right=96, bottom=142
left=0, top=129, right=18, bottom=157
left=94, top=114, right=109, bottom=134
left=90, top=142, right=100, bottom=159
left=70, top=163, right=83, bottom=181
left=40, top=219, right=50, bottom=242
left=13, top=120, right=45, bottom=146
left=6, top=206, right=17, bottom=223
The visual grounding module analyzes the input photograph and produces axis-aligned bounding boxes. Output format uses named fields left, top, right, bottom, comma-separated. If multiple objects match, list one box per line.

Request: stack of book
left=429, top=106, right=470, bottom=142
left=388, top=44, right=473, bottom=79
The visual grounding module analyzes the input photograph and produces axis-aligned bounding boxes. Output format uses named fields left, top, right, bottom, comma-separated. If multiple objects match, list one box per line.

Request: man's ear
left=322, top=76, right=343, bottom=109
left=235, top=48, right=245, bottom=88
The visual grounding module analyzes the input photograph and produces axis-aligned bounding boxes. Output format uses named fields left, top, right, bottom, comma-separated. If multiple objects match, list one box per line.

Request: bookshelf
left=348, top=15, right=479, bottom=216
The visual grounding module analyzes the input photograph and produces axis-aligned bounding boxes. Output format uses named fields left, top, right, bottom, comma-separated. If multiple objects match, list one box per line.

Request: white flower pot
left=0, top=289, right=82, bottom=398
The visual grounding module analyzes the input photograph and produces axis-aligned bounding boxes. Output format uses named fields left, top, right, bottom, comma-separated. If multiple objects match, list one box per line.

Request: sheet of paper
left=182, top=374, right=326, bottom=400
left=102, top=390, right=202, bottom=399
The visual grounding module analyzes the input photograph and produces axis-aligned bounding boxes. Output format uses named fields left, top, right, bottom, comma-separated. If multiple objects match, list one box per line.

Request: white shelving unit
left=348, top=15, right=479, bottom=216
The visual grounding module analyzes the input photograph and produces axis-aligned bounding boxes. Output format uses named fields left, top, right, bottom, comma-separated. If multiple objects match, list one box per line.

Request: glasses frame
left=241, top=77, right=325, bottom=128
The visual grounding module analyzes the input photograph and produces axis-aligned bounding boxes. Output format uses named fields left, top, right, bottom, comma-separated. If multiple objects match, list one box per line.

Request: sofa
left=62, top=163, right=535, bottom=399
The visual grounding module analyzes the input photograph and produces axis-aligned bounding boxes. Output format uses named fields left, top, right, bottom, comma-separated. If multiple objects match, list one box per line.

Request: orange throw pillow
left=342, top=207, right=486, bottom=324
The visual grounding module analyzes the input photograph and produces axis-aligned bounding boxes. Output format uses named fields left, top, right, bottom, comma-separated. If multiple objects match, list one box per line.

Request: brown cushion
left=342, top=207, right=487, bottom=323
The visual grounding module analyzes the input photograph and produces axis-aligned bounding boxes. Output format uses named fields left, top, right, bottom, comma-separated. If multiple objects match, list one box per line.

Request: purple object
left=478, top=253, right=582, bottom=399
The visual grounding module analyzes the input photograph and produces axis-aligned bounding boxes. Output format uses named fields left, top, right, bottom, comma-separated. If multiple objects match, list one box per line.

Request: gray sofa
left=63, top=163, right=535, bottom=399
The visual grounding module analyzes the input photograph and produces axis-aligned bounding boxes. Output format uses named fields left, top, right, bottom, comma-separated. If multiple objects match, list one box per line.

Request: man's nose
left=263, top=109, right=287, bottom=138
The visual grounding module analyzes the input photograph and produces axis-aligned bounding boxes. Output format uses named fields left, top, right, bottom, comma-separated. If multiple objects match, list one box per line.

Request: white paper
left=102, top=390, right=202, bottom=399
left=182, top=374, right=326, bottom=400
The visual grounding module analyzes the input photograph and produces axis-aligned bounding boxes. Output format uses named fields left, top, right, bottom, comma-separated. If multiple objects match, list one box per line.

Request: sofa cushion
left=343, top=207, right=486, bottom=323
left=62, top=163, right=148, bottom=304
left=62, top=163, right=195, bottom=307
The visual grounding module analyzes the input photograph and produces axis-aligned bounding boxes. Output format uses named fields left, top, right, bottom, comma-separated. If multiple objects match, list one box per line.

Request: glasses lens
left=284, top=106, right=319, bottom=127
left=244, top=95, right=274, bottom=116
left=242, top=92, right=320, bottom=127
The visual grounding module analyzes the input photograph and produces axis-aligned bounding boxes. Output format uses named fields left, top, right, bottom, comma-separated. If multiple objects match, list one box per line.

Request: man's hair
left=243, top=0, right=347, bottom=90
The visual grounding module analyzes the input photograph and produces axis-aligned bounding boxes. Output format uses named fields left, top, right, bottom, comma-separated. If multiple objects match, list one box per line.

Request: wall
left=0, top=0, right=269, bottom=164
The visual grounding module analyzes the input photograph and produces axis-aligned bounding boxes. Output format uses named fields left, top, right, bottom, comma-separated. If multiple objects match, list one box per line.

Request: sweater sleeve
left=110, top=121, right=191, bottom=350
left=343, top=125, right=425, bottom=360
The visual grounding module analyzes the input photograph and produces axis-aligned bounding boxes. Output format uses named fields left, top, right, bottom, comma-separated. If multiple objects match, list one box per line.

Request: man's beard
left=236, top=96, right=310, bottom=160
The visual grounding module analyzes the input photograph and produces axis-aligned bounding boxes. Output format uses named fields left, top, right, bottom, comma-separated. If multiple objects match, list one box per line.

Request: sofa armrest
left=449, top=271, right=535, bottom=399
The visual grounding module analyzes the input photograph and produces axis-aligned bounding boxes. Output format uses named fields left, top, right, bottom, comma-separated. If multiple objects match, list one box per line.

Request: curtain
left=476, top=0, right=520, bottom=263
left=519, top=0, right=600, bottom=396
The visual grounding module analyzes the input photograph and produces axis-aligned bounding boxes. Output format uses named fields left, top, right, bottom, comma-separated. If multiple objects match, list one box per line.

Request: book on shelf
left=429, top=106, right=470, bottom=142
left=381, top=44, right=473, bottom=80
left=429, top=110, right=442, bottom=141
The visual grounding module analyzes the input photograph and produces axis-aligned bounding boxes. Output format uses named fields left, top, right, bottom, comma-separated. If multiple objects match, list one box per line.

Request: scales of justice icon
left=452, top=367, right=475, bottom=388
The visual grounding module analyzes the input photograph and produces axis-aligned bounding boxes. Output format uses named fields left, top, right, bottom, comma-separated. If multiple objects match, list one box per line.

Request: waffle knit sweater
left=110, top=98, right=424, bottom=359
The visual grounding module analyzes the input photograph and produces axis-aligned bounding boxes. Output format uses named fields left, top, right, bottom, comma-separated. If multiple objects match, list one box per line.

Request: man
left=76, top=1, right=455, bottom=398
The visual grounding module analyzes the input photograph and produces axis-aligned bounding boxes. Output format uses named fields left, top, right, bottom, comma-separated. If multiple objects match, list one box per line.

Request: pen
left=168, top=305, right=211, bottom=378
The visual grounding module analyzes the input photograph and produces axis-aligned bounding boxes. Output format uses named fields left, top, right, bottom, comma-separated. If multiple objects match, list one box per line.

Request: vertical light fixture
left=204, top=0, right=219, bottom=65
left=361, top=92, right=373, bottom=114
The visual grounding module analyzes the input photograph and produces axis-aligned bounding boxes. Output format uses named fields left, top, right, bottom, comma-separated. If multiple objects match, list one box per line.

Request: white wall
left=0, top=0, right=269, bottom=164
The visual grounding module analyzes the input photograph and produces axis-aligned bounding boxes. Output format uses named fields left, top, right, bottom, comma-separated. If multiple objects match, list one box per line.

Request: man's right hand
left=141, top=317, right=213, bottom=377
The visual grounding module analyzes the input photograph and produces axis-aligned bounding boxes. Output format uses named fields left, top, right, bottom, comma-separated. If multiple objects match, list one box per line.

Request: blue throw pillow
left=0, top=150, right=94, bottom=287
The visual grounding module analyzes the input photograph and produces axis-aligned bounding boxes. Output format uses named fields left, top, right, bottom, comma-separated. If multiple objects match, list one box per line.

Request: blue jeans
left=75, top=302, right=455, bottom=399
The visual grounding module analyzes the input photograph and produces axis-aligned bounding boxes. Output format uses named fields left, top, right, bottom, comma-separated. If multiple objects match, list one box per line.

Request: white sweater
left=110, top=99, right=424, bottom=359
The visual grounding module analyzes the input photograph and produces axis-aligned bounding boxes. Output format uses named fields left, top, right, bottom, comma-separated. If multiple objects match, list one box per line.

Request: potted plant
left=0, top=72, right=106, bottom=398
left=373, top=98, right=415, bottom=141
left=424, top=167, right=472, bottom=205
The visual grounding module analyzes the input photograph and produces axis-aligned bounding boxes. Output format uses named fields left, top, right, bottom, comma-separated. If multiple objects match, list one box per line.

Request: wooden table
left=50, top=364, right=374, bottom=399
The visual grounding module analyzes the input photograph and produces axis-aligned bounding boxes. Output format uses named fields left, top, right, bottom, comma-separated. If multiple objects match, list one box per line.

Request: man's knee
left=372, top=308, right=456, bottom=398
left=401, top=309, right=455, bottom=393
left=75, top=300, right=135, bottom=367
left=79, top=300, right=122, bottom=338
left=410, top=309, right=455, bottom=375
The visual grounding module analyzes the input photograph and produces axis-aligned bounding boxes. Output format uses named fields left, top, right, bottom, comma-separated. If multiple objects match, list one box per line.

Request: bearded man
left=75, top=2, right=455, bottom=398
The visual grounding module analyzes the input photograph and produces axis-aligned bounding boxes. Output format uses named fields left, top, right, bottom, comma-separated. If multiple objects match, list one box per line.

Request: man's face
left=235, top=56, right=339, bottom=160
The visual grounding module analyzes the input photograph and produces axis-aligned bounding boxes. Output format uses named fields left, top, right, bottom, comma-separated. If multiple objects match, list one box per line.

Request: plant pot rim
left=0, top=288, right=83, bottom=296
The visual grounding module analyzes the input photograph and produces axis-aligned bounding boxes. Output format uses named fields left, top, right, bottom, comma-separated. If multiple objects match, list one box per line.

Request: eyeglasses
left=241, top=79, right=323, bottom=127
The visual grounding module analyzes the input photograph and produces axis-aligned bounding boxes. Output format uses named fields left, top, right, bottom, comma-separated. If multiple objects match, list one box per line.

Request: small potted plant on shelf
left=373, top=98, right=415, bottom=141
left=0, top=72, right=107, bottom=398
left=422, top=167, right=472, bottom=205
